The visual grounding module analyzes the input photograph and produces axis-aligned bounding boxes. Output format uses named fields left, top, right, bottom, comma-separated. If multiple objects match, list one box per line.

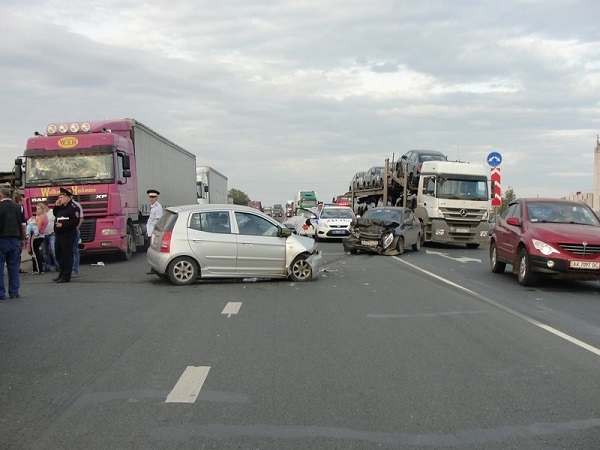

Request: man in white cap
left=146, top=189, right=163, bottom=241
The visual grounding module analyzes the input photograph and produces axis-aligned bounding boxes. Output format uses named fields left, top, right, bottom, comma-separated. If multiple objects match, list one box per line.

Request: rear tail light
left=160, top=231, right=172, bottom=253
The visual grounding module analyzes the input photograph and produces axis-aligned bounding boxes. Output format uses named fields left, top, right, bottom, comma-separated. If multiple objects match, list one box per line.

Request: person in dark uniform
left=53, top=187, right=80, bottom=283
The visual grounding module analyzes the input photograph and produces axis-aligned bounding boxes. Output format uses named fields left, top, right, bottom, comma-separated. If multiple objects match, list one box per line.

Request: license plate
left=361, top=240, right=378, bottom=246
left=569, top=261, right=600, bottom=269
left=331, top=230, right=345, bottom=235
left=455, top=228, right=470, bottom=233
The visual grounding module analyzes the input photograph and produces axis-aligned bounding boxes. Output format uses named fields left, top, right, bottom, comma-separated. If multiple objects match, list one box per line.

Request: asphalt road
left=2, top=241, right=600, bottom=449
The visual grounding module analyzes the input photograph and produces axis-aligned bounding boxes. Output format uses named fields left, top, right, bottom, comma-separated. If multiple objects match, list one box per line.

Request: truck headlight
left=101, top=228, right=119, bottom=236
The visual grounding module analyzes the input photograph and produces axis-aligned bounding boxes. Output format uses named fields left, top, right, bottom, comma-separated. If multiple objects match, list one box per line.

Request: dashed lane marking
left=166, top=366, right=211, bottom=403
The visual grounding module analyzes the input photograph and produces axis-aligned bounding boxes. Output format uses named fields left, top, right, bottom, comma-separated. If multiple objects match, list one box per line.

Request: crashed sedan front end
left=343, top=218, right=402, bottom=256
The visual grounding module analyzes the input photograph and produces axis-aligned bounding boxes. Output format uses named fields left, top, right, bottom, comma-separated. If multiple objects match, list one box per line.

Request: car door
left=234, top=211, right=287, bottom=277
left=187, top=211, right=238, bottom=276
left=404, top=210, right=420, bottom=245
left=495, top=202, right=520, bottom=261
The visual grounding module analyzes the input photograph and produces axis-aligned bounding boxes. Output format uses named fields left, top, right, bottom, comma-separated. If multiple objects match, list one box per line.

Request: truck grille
left=47, top=194, right=109, bottom=217
left=79, top=219, right=97, bottom=244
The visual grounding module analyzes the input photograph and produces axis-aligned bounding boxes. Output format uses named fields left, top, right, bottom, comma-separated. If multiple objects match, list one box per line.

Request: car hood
left=286, top=232, right=318, bottom=252
left=528, top=223, right=600, bottom=243
left=353, top=218, right=400, bottom=234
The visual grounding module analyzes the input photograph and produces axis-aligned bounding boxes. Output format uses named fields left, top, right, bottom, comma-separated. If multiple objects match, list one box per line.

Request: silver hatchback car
left=147, top=204, right=322, bottom=285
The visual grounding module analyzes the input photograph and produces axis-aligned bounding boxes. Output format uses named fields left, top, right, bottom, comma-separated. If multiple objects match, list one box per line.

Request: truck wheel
left=167, top=256, right=198, bottom=285
left=490, top=241, right=506, bottom=273
left=517, top=247, right=537, bottom=286
left=289, top=255, right=313, bottom=282
left=118, top=224, right=134, bottom=261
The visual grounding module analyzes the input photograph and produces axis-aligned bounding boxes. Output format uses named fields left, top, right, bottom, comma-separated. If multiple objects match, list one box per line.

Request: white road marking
left=222, top=302, right=242, bottom=317
left=165, top=366, right=210, bottom=403
left=394, top=256, right=600, bottom=357
left=425, top=249, right=481, bottom=263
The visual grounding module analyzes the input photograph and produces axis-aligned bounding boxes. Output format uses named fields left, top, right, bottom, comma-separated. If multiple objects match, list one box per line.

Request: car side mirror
left=506, top=217, right=521, bottom=226
left=280, top=227, right=292, bottom=237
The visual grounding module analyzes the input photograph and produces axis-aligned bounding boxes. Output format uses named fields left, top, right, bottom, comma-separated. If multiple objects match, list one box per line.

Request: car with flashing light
left=147, top=204, right=322, bottom=285
left=314, top=206, right=356, bottom=241
left=396, top=150, right=447, bottom=188
left=490, top=198, right=600, bottom=286
left=343, top=207, right=422, bottom=256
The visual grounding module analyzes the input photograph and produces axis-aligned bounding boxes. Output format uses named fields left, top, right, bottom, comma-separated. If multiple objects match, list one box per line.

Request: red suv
left=490, top=198, right=600, bottom=286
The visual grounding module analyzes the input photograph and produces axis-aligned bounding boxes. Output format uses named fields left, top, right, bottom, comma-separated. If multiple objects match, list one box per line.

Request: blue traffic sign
left=487, top=152, right=502, bottom=167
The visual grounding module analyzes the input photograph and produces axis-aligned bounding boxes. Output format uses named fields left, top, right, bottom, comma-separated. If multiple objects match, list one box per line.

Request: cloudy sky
left=1, top=0, right=599, bottom=206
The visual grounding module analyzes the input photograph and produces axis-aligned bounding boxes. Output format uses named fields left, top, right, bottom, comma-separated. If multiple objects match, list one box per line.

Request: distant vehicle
left=363, top=166, right=385, bottom=188
left=490, top=198, right=600, bottom=286
left=272, top=204, right=284, bottom=218
left=396, top=150, right=447, bottom=188
left=295, top=191, right=317, bottom=213
left=248, top=201, right=263, bottom=211
left=314, top=206, right=356, bottom=241
left=147, top=204, right=322, bottom=285
left=350, top=171, right=366, bottom=191
left=263, top=206, right=273, bottom=216
left=196, top=166, right=228, bottom=204
left=343, top=207, right=421, bottom=256
left=333, top=195, right=352, bottom=207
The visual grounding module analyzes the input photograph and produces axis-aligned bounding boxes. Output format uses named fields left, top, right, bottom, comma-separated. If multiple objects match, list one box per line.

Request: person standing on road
left=41, top=201, right=59, bottom=272
left=146, top=189, right=163, bottom=243
left=15, top=194, right=27, bottom=274
left=53, top=187, right=80, bottom=283
left=0, top=188, right=26, bottom=299
left=28, top=203, right=48, bottom=275
left=71, top=196, right=84, bottom=277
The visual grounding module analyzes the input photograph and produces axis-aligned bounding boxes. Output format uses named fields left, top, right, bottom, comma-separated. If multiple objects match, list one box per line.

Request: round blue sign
left=487, top=152, right=502, bottom=167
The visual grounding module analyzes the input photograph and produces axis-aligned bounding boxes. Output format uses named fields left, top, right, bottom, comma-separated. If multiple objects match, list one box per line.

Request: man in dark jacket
left=53, top=187, right=80, bottom=283
left=0, top=188, right=26, bottom=299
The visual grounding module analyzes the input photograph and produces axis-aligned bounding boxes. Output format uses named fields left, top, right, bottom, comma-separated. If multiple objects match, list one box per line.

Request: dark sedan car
left=342, top=207, right=422, bottom=256
left=490, top=198, right=600, bottom=286
left=396, top=150, right=447, bottom=188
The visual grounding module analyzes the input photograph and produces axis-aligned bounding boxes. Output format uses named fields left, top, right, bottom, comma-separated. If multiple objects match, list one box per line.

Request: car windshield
left=527, top=203, right=600, bottom=225
left=362, top=209, right=402, bottom=222
left=320, top=209, right=354, bottom=219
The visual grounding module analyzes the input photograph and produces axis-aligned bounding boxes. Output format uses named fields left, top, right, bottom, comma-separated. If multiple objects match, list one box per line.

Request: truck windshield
left=435, top=177, right=488, bottom=200
left=25, top=153, right=114, bottom=186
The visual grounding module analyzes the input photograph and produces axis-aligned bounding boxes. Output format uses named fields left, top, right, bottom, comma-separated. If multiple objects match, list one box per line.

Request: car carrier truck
left=14, top=118, right=197, bottom=260
left=345, top=158, right=491, bottom=248
left=413, top=160, right=490, bottom=248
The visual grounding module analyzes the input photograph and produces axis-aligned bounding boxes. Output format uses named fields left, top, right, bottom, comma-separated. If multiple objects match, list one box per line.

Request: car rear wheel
left=167, top=256, right=198, bottom=285
left=289, top=255, right=313, bottom=282
left=396, top=236, right=405, bottom=255
left=412, top=234, right=421, bottom=251
left=517, top=247, right=537, bottom=286
left=490, top=241, right=506, bottom=273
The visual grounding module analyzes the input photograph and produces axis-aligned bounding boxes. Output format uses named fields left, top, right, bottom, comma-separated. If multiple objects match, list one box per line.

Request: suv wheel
left=517, top=248, right=537, bottom=286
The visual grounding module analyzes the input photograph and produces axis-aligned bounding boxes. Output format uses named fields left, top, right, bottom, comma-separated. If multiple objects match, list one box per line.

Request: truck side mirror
left=123, top=169, right=131, bottom=178
left=14, top=158, right=23, bottom=184
left=204, top=186, right=209, bottom=193
left=490, top=180, right=495, bottom=200
left=122, top=154, right=131, bottom=171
